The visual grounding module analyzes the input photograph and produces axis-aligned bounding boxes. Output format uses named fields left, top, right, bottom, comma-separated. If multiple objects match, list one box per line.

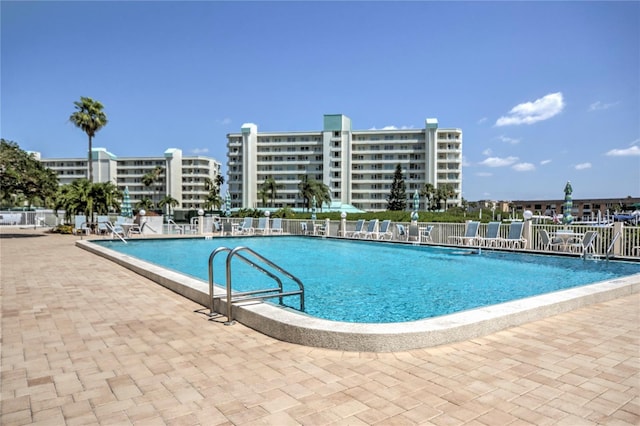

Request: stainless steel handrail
left=207, top=246, right=305, bottom=325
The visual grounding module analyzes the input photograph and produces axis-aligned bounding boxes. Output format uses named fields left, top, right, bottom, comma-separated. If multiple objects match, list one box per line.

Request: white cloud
left=191, top=148, right=209, bottom=154
left=589, top=101, right=618, bottom=111
left=477, top=117, right=488, bottom=124
left=216, top=117, right=232, bottom=125
left=540, top=159, right=552, bottom=165
left=476, top=172, right=493, bottom=177
left=382, top=125, right=398, bottom=130
left=482, top=148, right=493, bottom=156
left=479, top=156, right=519, bottom=167
left=498, top=135, right=520, bottom=144
left=495, top=92, right=565, bottom=126
left=512, top=162, right=535, bottom=172
left=605, top=145, right=640, bottom=157
left=575, top=162, right=592, bottom=170
left=461, top=156, right=471, bottom=167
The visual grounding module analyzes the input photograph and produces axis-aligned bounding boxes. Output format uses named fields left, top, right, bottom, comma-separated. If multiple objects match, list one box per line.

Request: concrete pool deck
left=1, top=228, right=639, bottom=424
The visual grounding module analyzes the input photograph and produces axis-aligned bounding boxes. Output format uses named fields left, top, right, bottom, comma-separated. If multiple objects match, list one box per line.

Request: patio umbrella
left=562, top=181, right=574, bottom=225
left=311, top=195, right=317, bottom=220
left=121, top=186, right=133, bottom=218
left=412, top=190, right=420, bottom=221
left=225, top=191, right=231, bottom=217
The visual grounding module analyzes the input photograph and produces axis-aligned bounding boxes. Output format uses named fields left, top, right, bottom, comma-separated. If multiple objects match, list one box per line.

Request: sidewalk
left=1, top=228, right=638, bottom=425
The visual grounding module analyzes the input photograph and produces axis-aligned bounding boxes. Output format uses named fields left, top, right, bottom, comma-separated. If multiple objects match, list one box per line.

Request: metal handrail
left=207, top=246, right=305, bottom=325
left=103, top=221, right=128, bottom=243
left=605, top=231, right=621, bottom=260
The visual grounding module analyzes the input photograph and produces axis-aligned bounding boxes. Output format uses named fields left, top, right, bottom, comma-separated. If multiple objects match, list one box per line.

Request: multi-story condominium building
left=34, top=148, right=222, bottom=211
left=226, top=114, right=462, bottom=212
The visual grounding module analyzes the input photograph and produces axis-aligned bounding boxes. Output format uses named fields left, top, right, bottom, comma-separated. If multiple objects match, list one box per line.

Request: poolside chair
left=222, top=222, right=233, bottom=236
left=568, top=230, right=598, bottom=256
left=408, top=224, right=420, bottom=242
left=254, top=217, right=268, bottom=235
left=376, top=220, right=393, bottom=240
left=74, top=215, right=90, bottom=235
left=396, top=224, right=407, bottom=241
left=362, top=219, right=379, bottom=239
left=420, top=225, right=434, bottom=243
left=271, top=218, right=283, bottom=234
left=538, top=229, right=563, bottom=252
left=345, top=219, right=365, bottom=238
left=96, top=215, right=110, bottom=234
left=448, top=221, right=479, bottom=246
left=237, top=217, right=255, bottom=235
left=479, top=222, right=501, bottom=247
left=500, top=222, right=526, bottom=249
left=104, top=221, right=126, bottom=239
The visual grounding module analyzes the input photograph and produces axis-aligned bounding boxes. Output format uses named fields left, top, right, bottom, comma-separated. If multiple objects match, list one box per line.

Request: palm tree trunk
left=88, top=135, right=93, bottom=182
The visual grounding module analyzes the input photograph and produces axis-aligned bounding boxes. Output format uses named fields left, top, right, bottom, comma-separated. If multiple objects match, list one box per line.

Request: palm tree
left=91, top=182, right=121, bottom=214
left=261, top=176, right=282, bottom=207
left=421, top=183, right=437, bottom=211
left=53, top=179, right=94, bottom=224
left=158, top=195, right=179, bottom=217
left=298, top=176, right=315, bottom=211
left=69, top=97, right=108, bottom=182
left=141, top=166, right=164, bottom=206
left=298, top=176, right=331, bottom=211
left=136, top=198, right=155, bottom=211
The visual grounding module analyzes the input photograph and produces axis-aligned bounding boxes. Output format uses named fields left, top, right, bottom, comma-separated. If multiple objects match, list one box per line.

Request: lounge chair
left=301, top=221, right=315, bottom=235
left=237, top=217, right=254, bottom=235
left=448, top=221, right=480, bottom=246
left=345, top=219, right=365, bottom=238
left=377, top=220, right=393, bottom=240
left=271, top=218, right=283, bottom=234
left=96, top=215, right=110, bottom=234
left=538, top=229, right=563, bottom=251
left=104, top=221, right=126, bottom=239
left=361, top=219, right=379, bottom=239
left=500, top=222, right=526, bottom=249
left=568, top=230, right=598, bottom=255
left=74, top=215, right=90, bottom=235
left=421, top=225, right=434, bottom=243
left=396, top=224, right=407, bottom=241
left=254, top=217, right=268, bottom=234
left=222, top=222, right=233, bottom=236
left=479, top=222, right=501, bottom=247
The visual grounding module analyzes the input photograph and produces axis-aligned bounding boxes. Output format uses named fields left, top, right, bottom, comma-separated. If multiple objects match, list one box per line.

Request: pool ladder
left=207, top=246, right=305, bottom=325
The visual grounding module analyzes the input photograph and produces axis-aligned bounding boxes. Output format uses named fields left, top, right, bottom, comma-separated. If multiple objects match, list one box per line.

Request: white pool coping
left=77, top=239, right=640, bottom=352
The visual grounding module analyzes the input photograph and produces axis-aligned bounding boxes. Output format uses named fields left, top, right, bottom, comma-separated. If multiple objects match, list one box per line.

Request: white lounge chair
left=408, top=224, right=420, bottom=242
left=568, top=230, right=598, bottom=255
left=254, top=217, right=268, bottom=235
left=500, top=222, right=526, bottom=249
left=479, top=222, right=501, bottom=247
left=74, top=215, right=90, bottom=235
left=448, top=221, right=480, bottom=246
left=345, top=219, right=365, bottom=238
left=271, top=218, right=283, bottom=234
left=377, top=220, right=393, bottom=240
left=236, top=217, right=255, bottom=235
left=96, top=215, right=110, bottom=234
left=362, top=219, right=379, bottom=239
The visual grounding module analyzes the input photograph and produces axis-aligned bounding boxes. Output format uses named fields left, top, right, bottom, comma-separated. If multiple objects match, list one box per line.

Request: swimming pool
left=91, top=236, right=640, bottom=323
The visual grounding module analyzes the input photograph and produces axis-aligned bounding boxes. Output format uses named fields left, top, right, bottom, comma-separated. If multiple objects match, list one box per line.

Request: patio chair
left=74, top=215, right=90, bottom=235
left=448, top=221, right=480, bottom=246
left=538, top=229, right=563, bottom=252
left=396, top=224, right=407, bottom=241
left=421, top=225, right=434, bottom=243
left=361, top=219, right=379, bottom=239
left=377, top=220, right=393, bottom=240
left=345, top=219, right=365, bottom=238
left=500, top=222, right=526, bottom=249
left=96, top=215, right=110, bottom=234
left=237, top=217, right=255, bottom=235
left=254, top=217, right=268, bottom=235
left=222, top=222, right=233, bottom=236
left=271, top=218, right=283, bottom=234
left=479, top=222, right=501, bottom=247
left=568, top=230, right=598, bottom=255
left=104, top=221, right=126, bottom=239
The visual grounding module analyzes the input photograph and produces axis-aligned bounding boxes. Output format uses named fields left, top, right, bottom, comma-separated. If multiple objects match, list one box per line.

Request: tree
left=136, top=197, right=155, bottom=211
left=0, top=139, right=59, bottom=208
left=141, top=166, right=163, bottom=205
left=260, top=176, right=282, bottom=207
left=69, top=97, right=108, bottom=182
left=298, top=176, right=331, bottom=211
left=53, top=179, right=94, bottom=223
left=91, top=182, right=121, bottom=214
left=420, top=183, right=437, bottom=211
left=435, top=183, right=456, bottom=211
left=386, top=164, right=407, bottom=211
left=158, top=195, right=179, bottom=216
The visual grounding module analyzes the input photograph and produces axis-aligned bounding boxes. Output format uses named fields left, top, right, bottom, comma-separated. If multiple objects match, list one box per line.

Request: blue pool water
left=94, top=236, right=640, bottom=323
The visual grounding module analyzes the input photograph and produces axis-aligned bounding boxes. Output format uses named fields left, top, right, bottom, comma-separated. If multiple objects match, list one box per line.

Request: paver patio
left=1, top=228, right=638, bottom=425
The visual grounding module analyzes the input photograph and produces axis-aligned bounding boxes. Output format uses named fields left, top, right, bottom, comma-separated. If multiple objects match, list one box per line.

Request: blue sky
left=2, top=1, right=639, bottom=202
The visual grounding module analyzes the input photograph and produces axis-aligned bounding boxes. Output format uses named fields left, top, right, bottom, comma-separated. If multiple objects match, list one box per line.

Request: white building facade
left=226, top=114, right=462, bottom=212
left=35, top=148, right=222, bottom=211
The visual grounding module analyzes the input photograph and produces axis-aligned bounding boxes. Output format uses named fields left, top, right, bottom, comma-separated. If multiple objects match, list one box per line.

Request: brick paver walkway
left=1, top=228, right=638, bottom=425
